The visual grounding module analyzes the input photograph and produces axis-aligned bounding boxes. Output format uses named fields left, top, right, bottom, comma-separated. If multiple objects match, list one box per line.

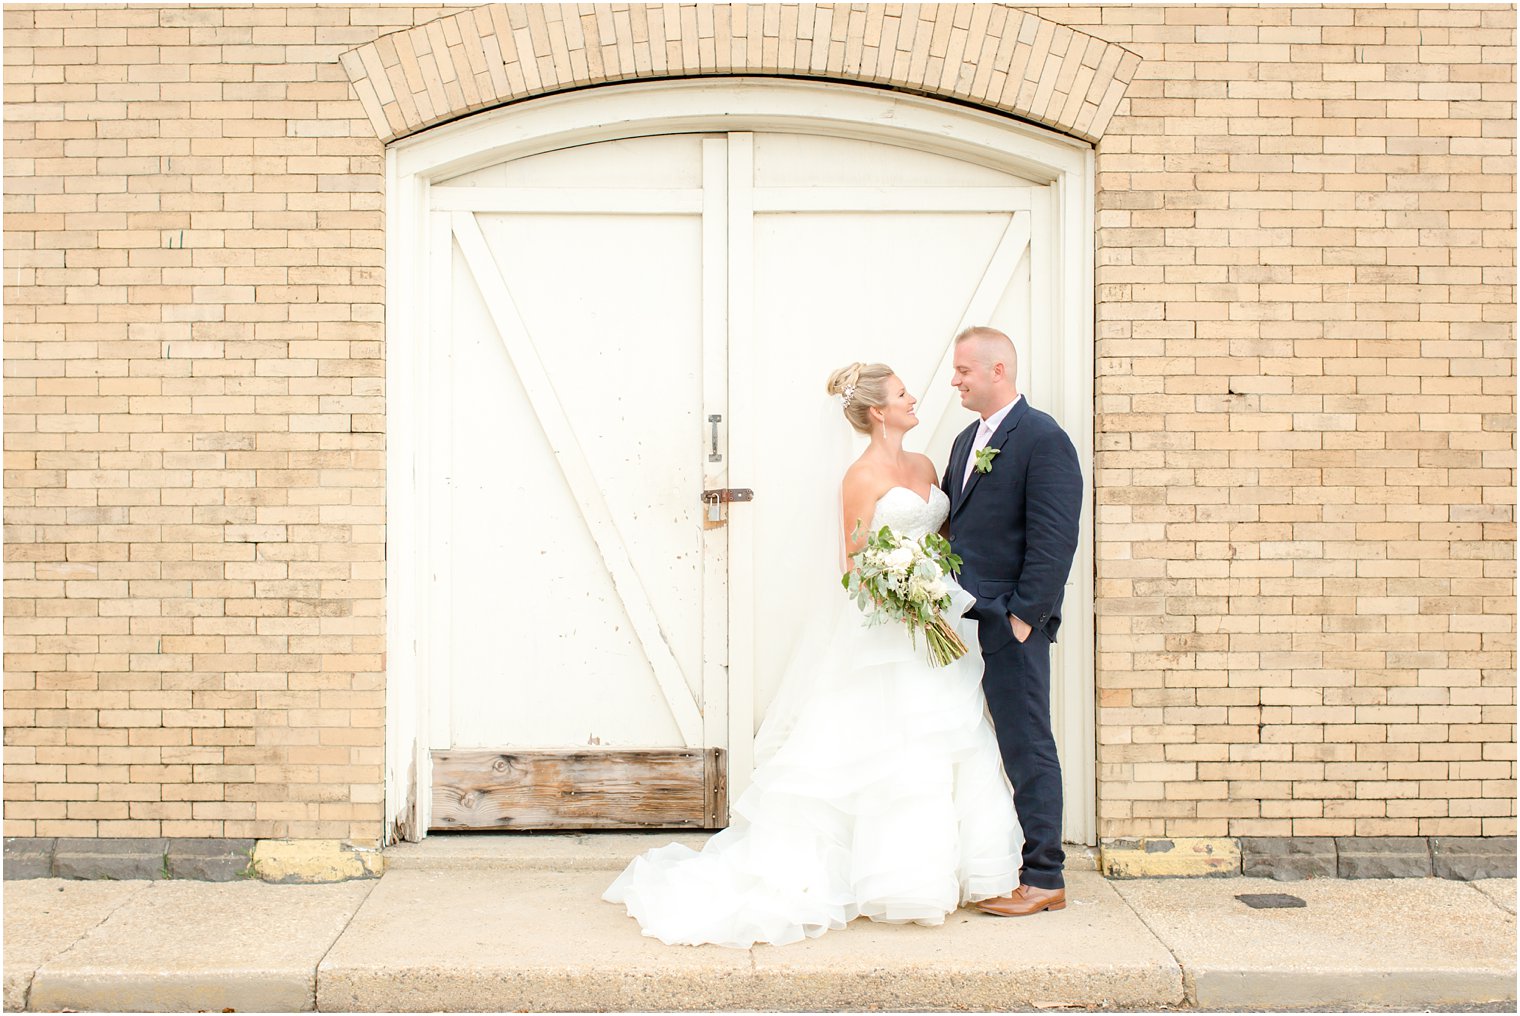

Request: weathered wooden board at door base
left=431, top=749, right=727, bottom=830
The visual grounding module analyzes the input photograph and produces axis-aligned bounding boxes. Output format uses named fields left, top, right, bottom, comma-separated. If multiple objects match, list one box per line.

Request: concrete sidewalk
left=5, top=834, right=1515, bottom=1013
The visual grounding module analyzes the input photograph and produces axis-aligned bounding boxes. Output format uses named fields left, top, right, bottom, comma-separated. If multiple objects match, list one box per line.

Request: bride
left=604, top=362, right=1022, bottom=948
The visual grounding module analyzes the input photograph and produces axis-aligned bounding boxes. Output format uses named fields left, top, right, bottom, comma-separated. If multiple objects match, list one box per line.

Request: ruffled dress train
left=604, top=486, right=1022, bottom=948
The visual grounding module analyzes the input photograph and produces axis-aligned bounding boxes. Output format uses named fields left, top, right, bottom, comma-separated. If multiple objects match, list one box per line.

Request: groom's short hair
left=954, top=326, right=1017, bottom=374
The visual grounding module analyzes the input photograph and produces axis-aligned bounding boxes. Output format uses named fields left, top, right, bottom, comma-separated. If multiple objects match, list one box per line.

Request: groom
left=942, top=326, right=1083, bottom=917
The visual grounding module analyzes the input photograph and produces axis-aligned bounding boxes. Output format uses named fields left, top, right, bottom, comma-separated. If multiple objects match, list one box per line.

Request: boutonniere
left=974, top=447, right=1000, bottom=474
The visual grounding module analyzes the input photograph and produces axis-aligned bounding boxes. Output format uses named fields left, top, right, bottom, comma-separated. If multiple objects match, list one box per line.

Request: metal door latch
left=701, top=488, right=754, bottom=527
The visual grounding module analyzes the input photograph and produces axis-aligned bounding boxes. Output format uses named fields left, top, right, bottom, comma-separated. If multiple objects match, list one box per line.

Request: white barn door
left=426, top=135, right=732, bottom=829
left=728, top=132, right=1052, bottom=799
left=387, top=81, right=1095, bottom=842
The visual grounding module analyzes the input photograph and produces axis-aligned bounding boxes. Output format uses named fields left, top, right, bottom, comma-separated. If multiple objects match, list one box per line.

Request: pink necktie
left=963, top=420, right=993, bottom=491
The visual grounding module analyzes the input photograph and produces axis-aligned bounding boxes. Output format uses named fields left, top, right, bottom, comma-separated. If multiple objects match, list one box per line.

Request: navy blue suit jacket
left=942, top=398, right=1083, bottom=656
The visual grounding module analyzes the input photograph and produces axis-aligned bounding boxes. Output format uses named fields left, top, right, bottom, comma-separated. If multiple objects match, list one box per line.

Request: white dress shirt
left=962, top=395, right=1022, bottom=491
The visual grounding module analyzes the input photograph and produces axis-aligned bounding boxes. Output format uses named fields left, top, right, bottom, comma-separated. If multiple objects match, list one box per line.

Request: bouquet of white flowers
left=842, top=524, right=970, bottom=667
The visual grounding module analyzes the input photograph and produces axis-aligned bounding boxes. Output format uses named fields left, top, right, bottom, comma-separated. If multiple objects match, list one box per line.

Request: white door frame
left=385, top=78, right=1097, bottom=845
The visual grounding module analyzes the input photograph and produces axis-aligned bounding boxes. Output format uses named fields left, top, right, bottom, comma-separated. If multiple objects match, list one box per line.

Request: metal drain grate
left=1235, top=892, right=1307, bottom=909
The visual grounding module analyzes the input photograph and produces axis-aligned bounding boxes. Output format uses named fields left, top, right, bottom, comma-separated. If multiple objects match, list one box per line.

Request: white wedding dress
left=604, top=485, right=1022, bottom=948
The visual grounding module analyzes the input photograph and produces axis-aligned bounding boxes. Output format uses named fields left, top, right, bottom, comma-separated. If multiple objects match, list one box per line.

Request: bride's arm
left=840, top=468, right=879, bottom=571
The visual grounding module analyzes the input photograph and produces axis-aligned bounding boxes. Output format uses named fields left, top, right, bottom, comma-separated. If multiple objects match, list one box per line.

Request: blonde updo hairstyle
left=825, top=362, right=896, bottom=434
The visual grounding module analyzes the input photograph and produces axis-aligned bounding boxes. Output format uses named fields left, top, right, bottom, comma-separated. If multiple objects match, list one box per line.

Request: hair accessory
left=841, top=384, right=856, bottom=407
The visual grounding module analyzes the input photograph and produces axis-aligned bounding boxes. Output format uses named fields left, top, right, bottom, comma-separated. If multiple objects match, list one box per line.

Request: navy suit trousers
left=981, top=625, right=1065, bottom=890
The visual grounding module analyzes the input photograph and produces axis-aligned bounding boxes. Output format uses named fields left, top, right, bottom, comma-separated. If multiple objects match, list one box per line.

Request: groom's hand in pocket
left=1009, top=613, right=1032, bottom=644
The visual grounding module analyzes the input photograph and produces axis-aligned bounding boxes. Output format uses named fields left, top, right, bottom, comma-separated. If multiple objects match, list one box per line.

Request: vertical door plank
left=724, top=133, right=758, bottom=799
left=700, top=138, right=731, bottom=773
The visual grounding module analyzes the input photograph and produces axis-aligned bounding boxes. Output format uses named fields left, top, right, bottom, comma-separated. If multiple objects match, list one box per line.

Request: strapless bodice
left=868, top=486, right=949, bottom=540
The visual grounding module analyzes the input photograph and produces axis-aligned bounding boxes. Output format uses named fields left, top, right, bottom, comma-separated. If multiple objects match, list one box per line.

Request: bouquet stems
left=922, top=614, right=969, bottom=668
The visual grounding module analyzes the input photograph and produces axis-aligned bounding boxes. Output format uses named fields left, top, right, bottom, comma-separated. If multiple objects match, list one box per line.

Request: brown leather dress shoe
left=974, top=884, right=1066, bottom=917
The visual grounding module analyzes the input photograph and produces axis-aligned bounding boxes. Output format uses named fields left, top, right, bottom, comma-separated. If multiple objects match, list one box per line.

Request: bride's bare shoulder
left=841, top=459, right=890, bottom=502
left=910, top=452, right=939, bottom=486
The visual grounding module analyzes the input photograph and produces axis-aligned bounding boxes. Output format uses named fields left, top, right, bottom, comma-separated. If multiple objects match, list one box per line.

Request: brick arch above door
left=339, top=4, right=1142, bottom=146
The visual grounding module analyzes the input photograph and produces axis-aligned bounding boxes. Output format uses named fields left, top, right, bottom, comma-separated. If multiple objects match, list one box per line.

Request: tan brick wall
left=1027, top=2, right=1516, bottom=839
left=5, top=4, right=1514, bottom=845
left=2, top=3, right=482, bottom=844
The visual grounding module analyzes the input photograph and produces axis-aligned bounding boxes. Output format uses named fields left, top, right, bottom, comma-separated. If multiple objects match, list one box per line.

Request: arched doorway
left=385, top=78, right=1095, bottom=845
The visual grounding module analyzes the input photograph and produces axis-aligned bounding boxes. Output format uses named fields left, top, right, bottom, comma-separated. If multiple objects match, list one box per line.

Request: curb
left=4, top=837, right=383, bottom=884
left=252, top=839, right=385, bottom=883
left=1101, top=837, right=1240, bottom=878
left=8, top=835, right=1514, bottom=883
left=1101, top=835, right=1517, bottom=880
